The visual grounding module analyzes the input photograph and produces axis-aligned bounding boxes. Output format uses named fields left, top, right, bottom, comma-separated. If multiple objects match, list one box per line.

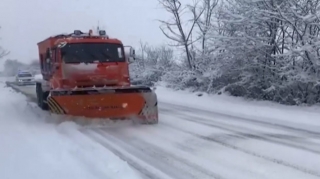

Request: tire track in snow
left=160, top=118, right=320, bottom=178
left=82, top=128, right=224, bottom=179
left=165, top=112, right=320, bottom=155
left=83, top=123, right=288, bottom=179
left=81, top=129, right=171, bottom=179
left=160, top=104, right=320, bottom=153
left=97, top=129, right=225, bottom=179
left=160, top=102, right=320, bottom=137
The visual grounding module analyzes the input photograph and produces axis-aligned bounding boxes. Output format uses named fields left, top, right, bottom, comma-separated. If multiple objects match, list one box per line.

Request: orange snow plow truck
left=35, top=29, right=158, bottom=124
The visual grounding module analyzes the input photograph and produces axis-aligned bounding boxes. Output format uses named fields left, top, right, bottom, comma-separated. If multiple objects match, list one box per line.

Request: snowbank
left=0, top=80, right=142, bottom=179
left=155, top=84, right=320, bottom=130
left=34, top=74, right=43, bottom=80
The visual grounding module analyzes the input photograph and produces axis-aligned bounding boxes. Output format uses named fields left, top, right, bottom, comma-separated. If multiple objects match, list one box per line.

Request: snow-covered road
left=3, top=79, right=320, bottom=179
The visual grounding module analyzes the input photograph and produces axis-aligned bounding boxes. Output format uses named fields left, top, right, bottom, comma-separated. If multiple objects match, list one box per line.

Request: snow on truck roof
left=50, top=33, right=70, bottom=37
left=50, top=30, right=109, bottom=38
left=37, top=30, right=121, bottom=45
left=18, top=70, right=32, bottom=74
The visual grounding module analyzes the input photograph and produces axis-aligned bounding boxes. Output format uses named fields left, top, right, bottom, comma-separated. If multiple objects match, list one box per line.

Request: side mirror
left=129, top=47, right=135, bottom=59
left=124, top=46, right=135, bottom=64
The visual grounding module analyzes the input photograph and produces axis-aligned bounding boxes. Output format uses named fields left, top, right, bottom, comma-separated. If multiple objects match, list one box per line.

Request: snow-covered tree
left=210, top=0, right=320, bottom=104
left=133, top=0, right=320, bottom=105
left=0, top=27, right=9, bottom=60
left=3, top=59, right=26, bottom=76
left=129, top=42, right=176, bottom=86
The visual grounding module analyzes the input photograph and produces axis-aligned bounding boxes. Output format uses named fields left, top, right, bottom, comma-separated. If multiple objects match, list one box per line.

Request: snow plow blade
left=47, top=86, right=158, bottom=124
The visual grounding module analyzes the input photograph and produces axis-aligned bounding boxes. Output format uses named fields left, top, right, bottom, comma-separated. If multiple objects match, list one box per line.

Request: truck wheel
left=36, top=83, right=49, bottom=110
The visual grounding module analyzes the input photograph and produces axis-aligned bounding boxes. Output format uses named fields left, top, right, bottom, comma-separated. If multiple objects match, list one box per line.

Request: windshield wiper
left=100, top=51, right=112, bottom=61
left=86, top=51, right=99, bottom=62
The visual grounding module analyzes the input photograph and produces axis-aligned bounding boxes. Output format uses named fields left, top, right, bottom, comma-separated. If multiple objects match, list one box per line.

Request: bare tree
left=157, top=0, right=205, bottom=69
left=137, top=40, right=148, bottom=69
left=191, top=0, right=219, bottom=54
left=0, top=47, right=9, bottom=59
left=0, top=27, right=9, bottom=60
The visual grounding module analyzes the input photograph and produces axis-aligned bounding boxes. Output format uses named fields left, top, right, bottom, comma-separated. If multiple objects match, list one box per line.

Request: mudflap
left=47, top=86, right=159, bottom=125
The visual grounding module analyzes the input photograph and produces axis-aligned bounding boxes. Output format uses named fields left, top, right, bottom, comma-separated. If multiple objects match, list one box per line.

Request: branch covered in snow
left=132, top=0, right=320, bottom=105
left=157, top=0, right=205, bottom=69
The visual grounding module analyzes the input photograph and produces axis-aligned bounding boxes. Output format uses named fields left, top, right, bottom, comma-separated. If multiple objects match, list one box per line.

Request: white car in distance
left=15, top=71, right=36, bottom=86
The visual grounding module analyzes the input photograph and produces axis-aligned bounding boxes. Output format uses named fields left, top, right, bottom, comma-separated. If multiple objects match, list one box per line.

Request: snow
left=0, top=79, right=143, bottom=179
left=11, top=73, right=320, bottom=129
left=50, top=33, right=70, bottom=37
left=34, top=74, right=43, bottom=80
left=64, top=63, right=98, bottom=72
left=61, top=63, right=98, bottom=79
left=154, top=84, right=320, bottom=131
left=2, top=76, right=320, bottom=179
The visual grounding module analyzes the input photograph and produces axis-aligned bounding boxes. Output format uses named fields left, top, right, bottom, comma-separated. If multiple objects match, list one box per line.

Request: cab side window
left=52, top=49, right=56, bottom=62
left=40, top=54, right=44, bottom=71
left=45, top=48, right=51, bottom=72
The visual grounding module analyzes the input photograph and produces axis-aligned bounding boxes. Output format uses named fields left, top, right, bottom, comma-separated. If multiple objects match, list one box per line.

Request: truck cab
left=37, top=30, right=136, bottom=90
left=35, top=29, right=158, bottom=124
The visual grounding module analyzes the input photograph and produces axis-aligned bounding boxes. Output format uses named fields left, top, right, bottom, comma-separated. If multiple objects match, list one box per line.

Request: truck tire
left=36, top=82, right=49, bottom=110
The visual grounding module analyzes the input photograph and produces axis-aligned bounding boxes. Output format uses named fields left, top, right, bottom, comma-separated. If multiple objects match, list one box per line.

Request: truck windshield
left=60, top=43, right=125, bottom=63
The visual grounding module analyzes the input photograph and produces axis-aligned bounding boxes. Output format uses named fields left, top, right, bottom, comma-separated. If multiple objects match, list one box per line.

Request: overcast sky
left=0, top=0, right=175, bottom=64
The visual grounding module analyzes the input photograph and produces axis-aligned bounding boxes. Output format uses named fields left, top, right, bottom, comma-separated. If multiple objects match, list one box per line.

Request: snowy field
left=2, top=76, right=320, bottom=179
